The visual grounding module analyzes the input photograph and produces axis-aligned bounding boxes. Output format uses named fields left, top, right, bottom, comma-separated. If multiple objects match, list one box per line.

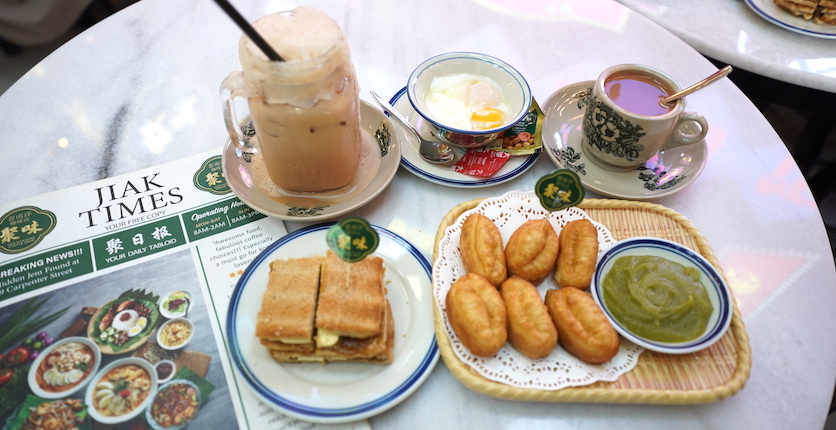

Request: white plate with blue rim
left=226, top=223, right=438, bottom=424
left=390, top=87, right=539, bottom=187
left=744, top=0, right=836, bottom=39
left=542, top=81, right=707, bottom=200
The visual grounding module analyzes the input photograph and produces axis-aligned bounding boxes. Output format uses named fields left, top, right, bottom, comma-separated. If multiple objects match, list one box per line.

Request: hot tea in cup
left=581, top=64, right=708, bottom=171
left=604, top=73, right=673, bottom=117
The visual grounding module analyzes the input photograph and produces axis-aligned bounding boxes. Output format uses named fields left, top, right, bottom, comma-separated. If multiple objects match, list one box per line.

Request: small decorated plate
left=541, top=81, right=707, bottom=200
left=222, top=100, right=401, bottom=221
left=227, top=224, right=438, bottom=423
left=390, top=87, right=539, bottom=187
left=745, top=0, right=836, bottom=39
left=158, top=290, right=193, bottom=319
left=154, top=360, right=176, bottom=384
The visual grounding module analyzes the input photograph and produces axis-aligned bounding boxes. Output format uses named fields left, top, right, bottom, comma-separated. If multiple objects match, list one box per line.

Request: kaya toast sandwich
left=257, top=250, right=394, bottom=364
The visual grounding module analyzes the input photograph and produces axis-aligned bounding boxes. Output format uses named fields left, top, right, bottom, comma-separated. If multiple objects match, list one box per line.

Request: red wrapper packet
left=452, top=148, right=511, bottom=177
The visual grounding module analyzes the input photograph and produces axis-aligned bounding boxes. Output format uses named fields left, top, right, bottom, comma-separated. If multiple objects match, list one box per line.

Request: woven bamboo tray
left=432, top=198, right=752, bottom=403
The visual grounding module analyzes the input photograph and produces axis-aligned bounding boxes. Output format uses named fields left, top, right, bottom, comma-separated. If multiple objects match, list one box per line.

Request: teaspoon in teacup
left=369, top=91, right=454, bottom=164
left=660, top=65, right=733, bottom=106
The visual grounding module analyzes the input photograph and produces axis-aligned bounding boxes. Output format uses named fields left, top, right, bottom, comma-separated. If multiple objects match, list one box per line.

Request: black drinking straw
left=213, top=0, right=284, bottom=62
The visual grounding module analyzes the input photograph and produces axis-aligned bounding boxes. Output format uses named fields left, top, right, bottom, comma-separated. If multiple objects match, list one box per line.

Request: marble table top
left=0, top=0, right=834, bottom=429
left=615, top=0, right=836, bottom=93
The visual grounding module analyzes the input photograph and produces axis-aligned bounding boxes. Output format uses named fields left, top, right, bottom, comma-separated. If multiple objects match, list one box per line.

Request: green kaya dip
left=602, top=255, right=713, bottom=343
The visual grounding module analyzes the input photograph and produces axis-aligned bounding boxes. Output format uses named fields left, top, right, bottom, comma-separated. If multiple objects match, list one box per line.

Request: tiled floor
left=2, top=10, right=836, bottom=428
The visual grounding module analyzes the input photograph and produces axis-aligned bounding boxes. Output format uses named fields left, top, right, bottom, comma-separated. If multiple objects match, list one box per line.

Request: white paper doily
left=432, top=190, right=645, bottom=390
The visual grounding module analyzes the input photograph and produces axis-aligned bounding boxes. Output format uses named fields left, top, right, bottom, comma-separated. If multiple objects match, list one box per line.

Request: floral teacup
left=580, top=64, right=708, bottom=171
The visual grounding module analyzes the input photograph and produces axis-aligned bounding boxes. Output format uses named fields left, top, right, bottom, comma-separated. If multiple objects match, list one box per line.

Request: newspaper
left=0, top=149, right=369, bottom=430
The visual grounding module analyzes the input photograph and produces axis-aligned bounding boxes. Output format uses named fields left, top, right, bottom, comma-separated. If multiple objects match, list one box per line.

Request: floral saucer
left=541, top=81, right=707, bottom=200
left=221, top=101, right=401, bottom=221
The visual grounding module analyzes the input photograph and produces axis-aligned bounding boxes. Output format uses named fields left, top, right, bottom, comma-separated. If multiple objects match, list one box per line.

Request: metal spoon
left=660, top=65, right=733, bottom=106
left=370, top=91, right=454, bottom=164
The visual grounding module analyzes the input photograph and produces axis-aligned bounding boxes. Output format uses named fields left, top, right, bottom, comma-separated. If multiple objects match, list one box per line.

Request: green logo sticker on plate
left=0, top=206, right=57, bottom=254
left=326, top=217, right=379, bottom=263
left=534, top=169, right=585, bottom=211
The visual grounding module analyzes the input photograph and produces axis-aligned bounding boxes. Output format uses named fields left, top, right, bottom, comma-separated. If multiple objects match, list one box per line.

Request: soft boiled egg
left=424, top=73, right=509, bottom=131
left=471, top=108, right=504, bottom=130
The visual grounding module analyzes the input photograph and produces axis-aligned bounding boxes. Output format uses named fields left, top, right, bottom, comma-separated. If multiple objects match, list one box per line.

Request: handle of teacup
left=667, top=112, right=709, bottom=148
left=221, top=71, right=259, bottom=154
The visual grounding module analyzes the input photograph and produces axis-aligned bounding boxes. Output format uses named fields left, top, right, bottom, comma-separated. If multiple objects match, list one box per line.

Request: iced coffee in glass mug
left=221, top=6, right=361, bottom=193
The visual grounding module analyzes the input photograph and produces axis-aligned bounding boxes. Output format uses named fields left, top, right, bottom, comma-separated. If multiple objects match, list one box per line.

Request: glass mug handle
left=220, top=71, right=259, bottom=154
left=668, top=112, right=709, bottom=148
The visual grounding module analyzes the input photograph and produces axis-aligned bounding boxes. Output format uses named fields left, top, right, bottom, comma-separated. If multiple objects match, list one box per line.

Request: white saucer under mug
left=541, top=81, right=708, bottom=200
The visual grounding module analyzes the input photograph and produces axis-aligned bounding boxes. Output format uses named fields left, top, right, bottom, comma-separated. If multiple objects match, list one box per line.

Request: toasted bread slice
left=255, top=256, right=322, bottom=344
left=775, top=0, right=816, bottom=19
left=814, top=13, right=836, bottom=24
left=314, top=301, right=395, bottom=364
left=315, top=251, right=385, bottom=339
left=815, top=2, right=836, bottom=24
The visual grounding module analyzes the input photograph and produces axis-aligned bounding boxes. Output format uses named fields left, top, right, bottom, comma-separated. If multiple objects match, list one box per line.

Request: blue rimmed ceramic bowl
left=406, top=52, right=531, bottom=148
left=589, top=237, right=733, bottom=354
